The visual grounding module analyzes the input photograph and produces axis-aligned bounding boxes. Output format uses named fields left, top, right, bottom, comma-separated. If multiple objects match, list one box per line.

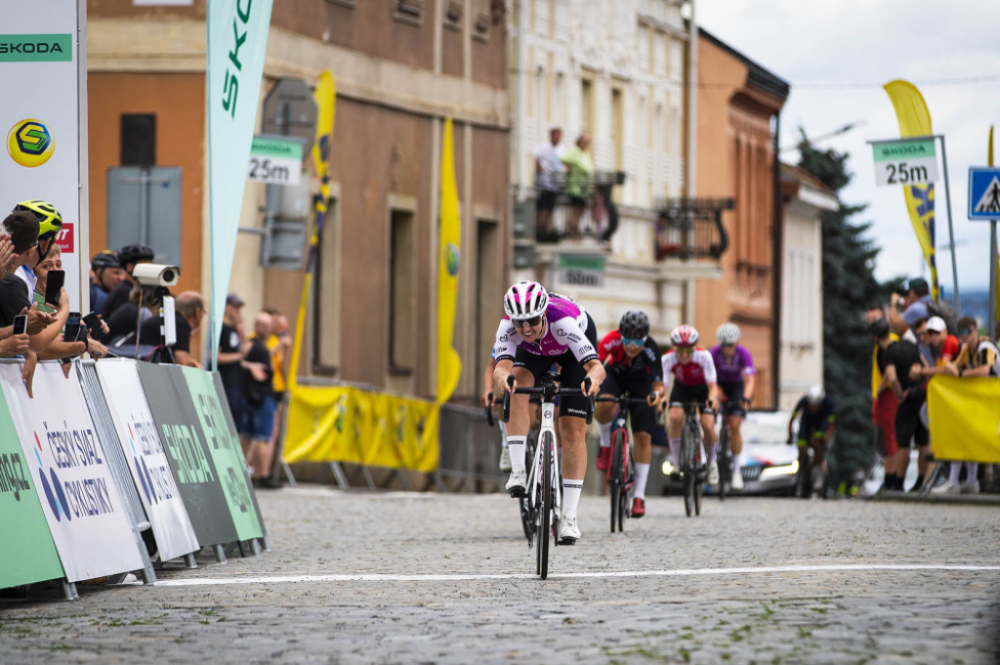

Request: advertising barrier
left=137, top=362, right=239, bottom=547
left=181, top=366, right=264, bottom=541
left=96, top=360, right=200, bottom=561
left=284, top=384, right=439, bottom=472
left=0, top=363, right=144, bottom=583
left=927, top=376, right=1000, bottom=464
left=0, top=1, right=87, bottom=309
left=0, top=375, right=64, bottom=589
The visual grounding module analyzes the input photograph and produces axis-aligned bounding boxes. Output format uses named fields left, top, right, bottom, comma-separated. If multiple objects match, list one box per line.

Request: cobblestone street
left=2, top=487, right=998, bottom=664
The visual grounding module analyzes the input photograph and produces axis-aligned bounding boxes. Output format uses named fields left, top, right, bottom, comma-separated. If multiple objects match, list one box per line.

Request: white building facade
left=508, top=0, right=721, bottom=343
left=778, top=164, right=837, bottom=410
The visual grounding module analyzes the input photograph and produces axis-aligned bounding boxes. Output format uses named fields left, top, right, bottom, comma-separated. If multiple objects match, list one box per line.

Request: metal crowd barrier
left=436, top=403, right=506, bottom=493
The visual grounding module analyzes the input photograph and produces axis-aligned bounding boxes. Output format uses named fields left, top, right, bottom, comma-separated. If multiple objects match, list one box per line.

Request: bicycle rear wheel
left=717, top=422, right=729, bottom=502
left=520, top=442, right=535, bottom=541
left=537, top=432, right=553, bottom=579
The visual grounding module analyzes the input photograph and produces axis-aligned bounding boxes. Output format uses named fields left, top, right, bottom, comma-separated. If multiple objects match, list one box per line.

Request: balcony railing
left=533, top=170, right=626, bottom=243
left=653, top=197, right=733, bottom=262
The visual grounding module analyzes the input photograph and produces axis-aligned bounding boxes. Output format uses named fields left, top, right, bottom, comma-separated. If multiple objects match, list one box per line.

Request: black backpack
left=926, top=299, right=958, bottom=336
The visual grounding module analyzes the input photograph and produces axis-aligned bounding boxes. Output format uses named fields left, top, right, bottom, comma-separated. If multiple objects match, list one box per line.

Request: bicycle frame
left=526, top=396, right=561, bottom=535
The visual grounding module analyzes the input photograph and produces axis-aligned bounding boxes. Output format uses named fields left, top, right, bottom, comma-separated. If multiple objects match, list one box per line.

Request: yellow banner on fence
left=927, top=375, right=1000, bottom=464
left=283, top=385, right=439, bottom=472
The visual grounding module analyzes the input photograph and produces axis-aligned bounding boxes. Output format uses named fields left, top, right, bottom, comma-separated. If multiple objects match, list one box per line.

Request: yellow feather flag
left=990, top=125, right=1000, bottom=328
left=288, top=71, right=336, bottom=389
left=436, top=118, right=462, bottom=403
left=883, top=80, right=940, bottom=300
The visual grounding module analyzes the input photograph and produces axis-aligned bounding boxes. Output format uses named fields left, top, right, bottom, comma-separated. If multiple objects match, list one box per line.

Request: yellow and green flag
left=883, top=80, right=939, bottom=300
left=436, top=118, right=462, bottom=403
left=288, top=71, right=336, bottom=389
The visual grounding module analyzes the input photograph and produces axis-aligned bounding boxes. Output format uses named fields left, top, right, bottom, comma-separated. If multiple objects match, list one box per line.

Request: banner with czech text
left=96, top=359, right=200, bottom=562
left=0, top=371, right=64, bottom=589
left=0, top=363, right=144, bottom=583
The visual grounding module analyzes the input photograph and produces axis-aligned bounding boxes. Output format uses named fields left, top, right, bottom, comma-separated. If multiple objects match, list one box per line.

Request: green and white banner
left=0, top=1, right=88, bottom=311
left=208, top=0, right=275, bottom=365
left=872, top=138, right=938, bottom=187
left=0, top=375, right=64, bottom=590
left=248, top=135, right=303, bottom=186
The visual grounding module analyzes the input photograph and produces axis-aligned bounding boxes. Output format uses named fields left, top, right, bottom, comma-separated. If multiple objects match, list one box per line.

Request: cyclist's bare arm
left=649, top=380, right=666, bottom=406
left=483, top=358, right=496, bottom=406
left=581, top=358, right=605, bottom=396
left=707, top=382, right=720, bottom=409
left=744, top=372, right=755, bottom=403
left=494, top=358, right=516, bottom=394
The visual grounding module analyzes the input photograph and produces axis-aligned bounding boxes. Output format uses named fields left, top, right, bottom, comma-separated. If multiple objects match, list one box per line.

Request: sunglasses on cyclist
left=959, top=327, right=975, bottom=337
left=513, top=315, right=543, bottom=328
left=622, top=336, right=646, bottom=348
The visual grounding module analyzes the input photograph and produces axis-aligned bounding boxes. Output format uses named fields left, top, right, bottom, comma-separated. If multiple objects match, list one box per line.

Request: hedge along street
left=0, top=363, right=143, bottom=583
left=180, top=366, right=263, bottom=541
left=137, top=362, right=239, bottom=548
left=0, top=371, right=64, bottom=589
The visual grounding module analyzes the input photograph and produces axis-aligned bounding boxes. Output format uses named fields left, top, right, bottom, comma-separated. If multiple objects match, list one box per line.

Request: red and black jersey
left=598, top=331, right=664, bottom=383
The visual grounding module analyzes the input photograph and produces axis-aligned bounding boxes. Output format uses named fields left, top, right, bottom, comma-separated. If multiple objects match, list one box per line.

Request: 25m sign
left=872, top=138, right=939, bottom=187
left=247, top=136, right=302, bottom=186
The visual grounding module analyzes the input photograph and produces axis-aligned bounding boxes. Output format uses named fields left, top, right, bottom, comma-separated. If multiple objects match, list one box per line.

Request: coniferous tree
left=796, top=131, right=892, bottom=487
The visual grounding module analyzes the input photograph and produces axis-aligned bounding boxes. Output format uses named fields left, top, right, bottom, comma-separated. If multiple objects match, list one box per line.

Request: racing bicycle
left=674, top=401, right=711, bottom=517
left=714, top=395, right=748, bottom=501
left=486, top=392, right=536, bottom=540
left=595, top=394, right=650, bottom=533
left=503, top=374, right=593, bottom=580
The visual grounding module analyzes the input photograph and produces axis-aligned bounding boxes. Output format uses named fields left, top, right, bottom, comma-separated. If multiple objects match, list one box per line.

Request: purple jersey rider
left=493, top=293, right=597, bottom=364
left=710, top=343, right=754, bottom=416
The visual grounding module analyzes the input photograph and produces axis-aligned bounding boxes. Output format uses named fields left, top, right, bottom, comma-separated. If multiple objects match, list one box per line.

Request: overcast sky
left=697, top=0, right=1000, bottom=292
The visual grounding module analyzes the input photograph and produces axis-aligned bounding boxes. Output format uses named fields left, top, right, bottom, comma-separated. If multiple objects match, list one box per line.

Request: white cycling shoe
left=707, top=461, right=720, bottom=486
left=558, top=515, right=580, bottom=544
left=499, top=446, right=512, bottom=472
left=506, top=470, right=527, bottom=498
left=730, top=466, right=744, bottom=490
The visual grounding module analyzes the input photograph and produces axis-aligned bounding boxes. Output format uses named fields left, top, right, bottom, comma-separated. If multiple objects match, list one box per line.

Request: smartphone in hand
left=64, top=312, right=82, bottom=341
left=12, top=314, right=27, bottom=336
left=44, top=269, right=65, bottom=308
left=83, top=312, right=102, bottom=336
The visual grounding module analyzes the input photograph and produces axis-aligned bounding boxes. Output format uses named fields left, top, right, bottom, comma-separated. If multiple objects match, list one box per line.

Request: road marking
left=154, top=564, right=1000, bottom=587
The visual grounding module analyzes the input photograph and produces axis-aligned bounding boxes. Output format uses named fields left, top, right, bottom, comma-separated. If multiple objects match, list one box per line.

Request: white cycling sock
left=507, top=436, right=526, bottom=474
left=706, top=441, right=718, bottom=466
left=668, top=438, right=681, bottom=467
left=948, top=462, right=961, bottom=485
left=634, top=463, right=650, bottom=500
left=598, top=420, right=612, bottom=449
left=562, top=479, right=584, bottom=519
left=965, top=462, right=979, bottom=483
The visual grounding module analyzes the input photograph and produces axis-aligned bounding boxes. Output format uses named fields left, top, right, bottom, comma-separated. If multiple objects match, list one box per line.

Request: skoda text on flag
left=96, top=359, right=200, bottom=562
left=208, top=0, right=275, bottom=367
left=0, top=363, right=143, bottom=583
left=0, top=1, right=87, bottom=310
left=0, top=371, right=64, bottom=590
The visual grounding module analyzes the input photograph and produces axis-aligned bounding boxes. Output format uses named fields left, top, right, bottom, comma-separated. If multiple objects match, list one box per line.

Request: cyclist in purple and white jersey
left=709, top=323, right=755, bottom=490
left=493, top=281, right=605, bottom=544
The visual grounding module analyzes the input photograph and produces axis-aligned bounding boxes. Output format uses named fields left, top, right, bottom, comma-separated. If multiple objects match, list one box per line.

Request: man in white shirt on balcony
left=533, top=127, right=564, bottom=242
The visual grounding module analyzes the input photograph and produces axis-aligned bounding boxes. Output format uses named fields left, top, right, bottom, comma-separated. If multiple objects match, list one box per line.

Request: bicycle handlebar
left=502, top=375, right=595, bottom=424
left=594, top=395, right=655, bottom=406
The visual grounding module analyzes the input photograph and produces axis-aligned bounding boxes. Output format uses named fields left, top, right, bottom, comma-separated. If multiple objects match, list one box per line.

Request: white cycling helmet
left=670, top=325, right=699, bottom=347
left=806, top=384, right=825, bottom=405
left=717, top=323, right=741, bottom=345
left=503, top=281, right=548, bottom=320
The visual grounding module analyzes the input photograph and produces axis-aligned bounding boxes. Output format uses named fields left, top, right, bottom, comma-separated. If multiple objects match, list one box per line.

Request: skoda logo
left=445, top=243, right=460, bottom=277
left=33, top=432, right=70, bottom=522
left=7, top=119, right=55, bottom=168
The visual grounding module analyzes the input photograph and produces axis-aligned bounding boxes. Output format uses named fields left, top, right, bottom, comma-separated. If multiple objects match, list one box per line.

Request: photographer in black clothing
left=882, top=317, right=932, bottom=492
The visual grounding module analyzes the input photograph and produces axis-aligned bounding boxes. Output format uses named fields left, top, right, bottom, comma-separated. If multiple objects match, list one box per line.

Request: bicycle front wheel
left=610, top=430, right=625, bottom=533
left=682, top=431, right=694, bottom=518
left=718, top=423, right=729, bottom=502
left=520, top=442, right=535, bottom=541
left=537, top=431, right=553, bottom=579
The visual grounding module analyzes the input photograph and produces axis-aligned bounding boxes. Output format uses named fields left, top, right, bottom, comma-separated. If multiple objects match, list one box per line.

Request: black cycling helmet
left=619, top=310, right=650, bottom=339
left=118, top=243, right=155, bottom=268
left=867, top=318, right=890, bottom=339
left=91, top=250, right=120, bottom=269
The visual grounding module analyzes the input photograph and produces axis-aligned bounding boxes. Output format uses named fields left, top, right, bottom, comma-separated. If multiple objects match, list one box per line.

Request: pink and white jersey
left=493, top=294, right=596, bottom=363
left=662, top=348, right=717, bottom=387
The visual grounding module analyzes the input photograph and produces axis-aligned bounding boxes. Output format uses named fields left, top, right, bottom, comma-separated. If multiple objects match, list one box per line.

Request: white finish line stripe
left=154, top=564, right=1000, bottom=587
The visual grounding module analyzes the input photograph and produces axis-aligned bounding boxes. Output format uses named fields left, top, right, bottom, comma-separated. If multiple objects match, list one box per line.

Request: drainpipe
left=516, top=0, right=529, bottom=202
left=771, top=111, right=782, bottom=410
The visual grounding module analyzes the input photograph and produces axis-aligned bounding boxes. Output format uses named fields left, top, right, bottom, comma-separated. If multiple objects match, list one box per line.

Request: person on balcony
left=534, top=127, right=564, bottom=243
left=560, top=133, right=593, bottom=241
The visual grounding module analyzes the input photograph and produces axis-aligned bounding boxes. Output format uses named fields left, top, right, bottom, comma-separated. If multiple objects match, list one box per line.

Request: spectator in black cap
left=89, top=250, right=122, bottom=316
left=889, top=277, right=932, bottom=336
left=102, top=243, right=154, bottom=321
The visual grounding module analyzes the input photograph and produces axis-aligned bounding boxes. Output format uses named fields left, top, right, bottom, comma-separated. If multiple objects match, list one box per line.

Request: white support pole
left=938, top=136, right=961, bottom=314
